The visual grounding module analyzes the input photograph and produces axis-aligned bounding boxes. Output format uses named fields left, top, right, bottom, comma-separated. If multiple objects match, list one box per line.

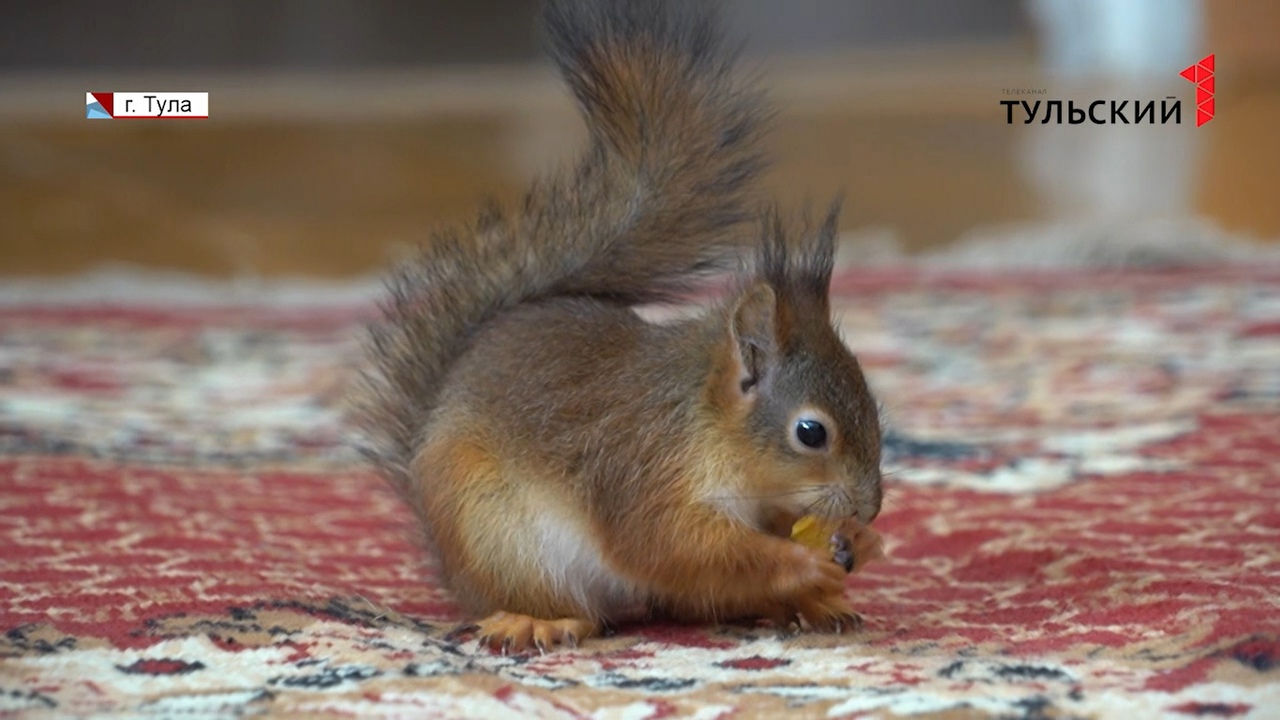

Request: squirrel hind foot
left=467, top=611, right=598, bottom=655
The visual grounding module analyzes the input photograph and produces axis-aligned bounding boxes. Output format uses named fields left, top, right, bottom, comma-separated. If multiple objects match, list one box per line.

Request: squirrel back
left=352, top=0, right=768, bottom=506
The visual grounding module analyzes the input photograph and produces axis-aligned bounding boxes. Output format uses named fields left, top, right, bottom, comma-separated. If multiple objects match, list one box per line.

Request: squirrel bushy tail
left=353, top=0, right=769, bottom=501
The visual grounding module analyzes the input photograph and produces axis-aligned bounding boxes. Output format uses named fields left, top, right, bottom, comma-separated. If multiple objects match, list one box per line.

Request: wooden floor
left=2, top=47, right=1278, bottom=279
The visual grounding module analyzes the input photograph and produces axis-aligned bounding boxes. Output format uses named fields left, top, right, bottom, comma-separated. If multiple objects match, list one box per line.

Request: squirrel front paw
left=769, top=541, right=847, bottom=597
left=835, top=519, right=887, bottom=574
left=768, top=543, right=861, bottom=633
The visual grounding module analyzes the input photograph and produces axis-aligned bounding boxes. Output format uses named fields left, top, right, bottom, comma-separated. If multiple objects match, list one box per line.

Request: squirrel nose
left=857, top=504, right=879, bottom=526
left=854, top=473, right=883, bottom=524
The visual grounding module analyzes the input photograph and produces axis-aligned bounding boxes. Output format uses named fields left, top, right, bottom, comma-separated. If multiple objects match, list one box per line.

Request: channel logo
left=1178, top=54, right=1215, bottom=127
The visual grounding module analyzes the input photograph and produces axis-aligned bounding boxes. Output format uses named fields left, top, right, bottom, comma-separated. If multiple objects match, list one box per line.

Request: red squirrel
left=352, top=0, right=885, bottom=653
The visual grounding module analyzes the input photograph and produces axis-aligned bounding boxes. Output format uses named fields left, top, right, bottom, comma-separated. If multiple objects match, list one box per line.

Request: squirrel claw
left=830, top=534, right=855, bottom=572
left=764, top=606, right=801, bottom=633
left=832, top=548, right=855, bottom=573
left=776, top=620, right=802, bottom=638
left=802, top=606, right=863, bottom=635
left=831, top=611, right=863, bottom=635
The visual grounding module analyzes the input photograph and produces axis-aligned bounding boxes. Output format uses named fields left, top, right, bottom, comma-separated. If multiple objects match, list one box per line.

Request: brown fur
left=351, top=0, right=883, bottom=652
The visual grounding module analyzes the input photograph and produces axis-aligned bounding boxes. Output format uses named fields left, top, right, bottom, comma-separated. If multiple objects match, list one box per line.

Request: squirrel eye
left=794, top=419, right=828, bottom=450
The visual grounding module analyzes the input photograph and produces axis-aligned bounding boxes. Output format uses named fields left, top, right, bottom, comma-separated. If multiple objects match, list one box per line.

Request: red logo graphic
left=1179, top=54, right=1214, bottom=127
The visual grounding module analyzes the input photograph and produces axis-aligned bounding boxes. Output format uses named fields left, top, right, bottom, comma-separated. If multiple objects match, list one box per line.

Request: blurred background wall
left=0, top=0, right=1277, bottom=278
left=0, top=1, right=1027, bottom=70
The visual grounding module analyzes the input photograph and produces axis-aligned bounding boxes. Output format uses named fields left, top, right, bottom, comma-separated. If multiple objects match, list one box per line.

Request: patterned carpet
left=2, top=263, right=1279, bottom=718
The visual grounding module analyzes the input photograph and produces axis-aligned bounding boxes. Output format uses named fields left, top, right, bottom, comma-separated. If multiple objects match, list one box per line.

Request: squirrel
left=352, top=0, right=884, bottom=654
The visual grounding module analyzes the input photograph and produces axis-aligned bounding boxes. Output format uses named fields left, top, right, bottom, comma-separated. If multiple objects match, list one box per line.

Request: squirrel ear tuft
left=730, top=282, right=777, bottom=395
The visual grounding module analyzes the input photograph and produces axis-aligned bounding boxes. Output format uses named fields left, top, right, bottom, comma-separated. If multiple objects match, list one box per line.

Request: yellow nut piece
left=789, top=515, right=838, bottom=550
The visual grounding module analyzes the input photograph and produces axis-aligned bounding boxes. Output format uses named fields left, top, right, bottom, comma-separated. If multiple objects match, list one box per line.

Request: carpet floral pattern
left=2, top=267, right=1279, bottom=718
